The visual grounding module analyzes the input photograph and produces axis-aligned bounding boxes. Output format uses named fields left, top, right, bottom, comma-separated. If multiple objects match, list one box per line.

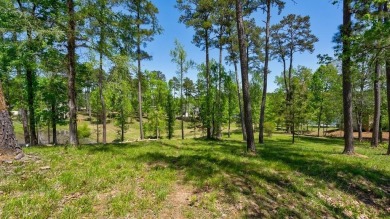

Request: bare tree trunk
left=259, top=0, right=271, bottom=144
left=137, top=7, right=144, bottom=140
left=217, top=33, right=223, bottom=139
left=234, top=62, right=247, bottom=140
left=228, top=110, right=231, bottom=138
left=19, top=108, right=30, bottom=144
left=357, top=113, right=363, bottom=142
left=379, top=115, right=383, bottom=143
left=292, top=111, right=295, bottom=144
left=99, top=50, right=107, bottom=144
left=383, top=3, right=390, bottom=155
left=121, top=108, right=124, bottom=142
left=51, top=102, right=57, bottom=145
left=317, top=102, right=323, bottom=137
left=96, top=114, right=99, bottom=143
left=387, top=51, right=390, bottom=154
left=371, top=60, right=381, bottom=147
left=205, top=30, right=212, bottom=139
left=25, top=21, right=38, bottom=146
left=342, top=0, right=354, bottom=154
left=180, top=59, right=184, bottom=140
left=67, top=0, right=79, bottom=146
left=47, top=119, right=50, bottom=144
left=0, top=81, right=23, bottom=159
left=85, top=88, right=92, bottom=120
left=235, top=0, right=255, bottom=152
left=26, top=67, right=38, bottom=146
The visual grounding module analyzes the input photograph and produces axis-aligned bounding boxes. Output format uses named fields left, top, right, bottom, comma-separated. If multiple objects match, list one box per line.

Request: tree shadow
left=78, top=136, right=389, bottom=217
left=136, top=136, right=390, bottom=217
left=257, top=138, right=390, bottom=215
left=132, top=150, right=325, bottom=218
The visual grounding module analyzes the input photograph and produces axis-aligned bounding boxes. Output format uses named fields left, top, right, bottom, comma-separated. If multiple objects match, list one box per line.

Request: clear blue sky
left=142, top=0, right=342, bottom=92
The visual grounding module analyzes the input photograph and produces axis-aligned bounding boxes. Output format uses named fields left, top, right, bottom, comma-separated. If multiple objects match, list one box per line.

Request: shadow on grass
left=73, top=136, right=389, bottom=217
left=133, top=150, right=320, bottom=217
left=257, top=138, right=389, bottom=211
left=136, top=137, right=389, bottom=217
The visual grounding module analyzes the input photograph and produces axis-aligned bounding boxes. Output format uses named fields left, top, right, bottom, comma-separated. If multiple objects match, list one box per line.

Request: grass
left=12, top=115, right=203, bottom=144
left=1, top=134, right=389, bottom=218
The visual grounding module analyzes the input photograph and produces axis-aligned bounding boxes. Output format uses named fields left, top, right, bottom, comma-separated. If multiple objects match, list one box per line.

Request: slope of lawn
left=0, top=134, right=389, bottom=218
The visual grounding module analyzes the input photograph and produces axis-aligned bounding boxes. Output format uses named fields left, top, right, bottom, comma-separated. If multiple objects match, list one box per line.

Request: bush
left=264, top=122, right=276, bottom=137
left=77, top=123, right=91, bottom=139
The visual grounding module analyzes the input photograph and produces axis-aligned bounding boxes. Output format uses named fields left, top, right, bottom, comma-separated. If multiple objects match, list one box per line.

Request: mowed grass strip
left=0, top=134, right=389, bottom=218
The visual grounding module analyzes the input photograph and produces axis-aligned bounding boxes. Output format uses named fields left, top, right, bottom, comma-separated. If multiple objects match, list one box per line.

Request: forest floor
left=0, top=134, right=389, bottom=218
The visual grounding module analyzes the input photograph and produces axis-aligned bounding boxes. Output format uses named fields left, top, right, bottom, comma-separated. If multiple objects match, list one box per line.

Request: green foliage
left=310, top=64, right=342, bottom=132
left=106, top=59, right=133, bottom=141
left=143, top=71, right=169, bottom=138
left=166, top=79, right=176, bottom=139
left=78, top=123, right=92, bottom=139
left=264, top=122, right=276, bottom=137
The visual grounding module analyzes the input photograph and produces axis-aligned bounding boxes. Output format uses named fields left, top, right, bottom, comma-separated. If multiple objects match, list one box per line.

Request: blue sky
left=142, top=0, right=342, bottom=92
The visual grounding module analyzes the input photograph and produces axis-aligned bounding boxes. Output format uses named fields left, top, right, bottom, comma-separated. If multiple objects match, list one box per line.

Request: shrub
left=264, top=122, right=276, bottom=137
left=77, top=123, right=91, bottom=139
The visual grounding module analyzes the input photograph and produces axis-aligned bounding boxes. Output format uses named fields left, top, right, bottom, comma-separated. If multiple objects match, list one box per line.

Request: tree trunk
left=86, top=88, right=92, bottom=120
left=371, top=60, right=381, bottom=147
left=67, top=0, right=79, bottom=146
left=259, top=0, right=271, bottom=144
left=385, top=51, right=390, bottom=155
left=51, top=101, right=57, bottom=145
left=342, top=0, right=354, bottom=154
left=387, top=52, right=390, bottom=154
left=383, top=3, right=390, bottom=155
left=19, top=108, right=30, bottom=145
left=217, top=33, right=223, bottom=139
left=25, top=25, right=38, bottom=146
left=47, top=119, right=50, bottom=144
left=99, top=50, right=107, bottom=144
left=234, top=61, right=247, bottom=141
left=235, top=0, right=255, bottom=152
left=137, top=7, right=144, bottom=140
left=26, top=67, right=38, bottom=146
left=180, top=60, right=184, bottom=140
left=379, top=115, right=383, bottom=143
left=96, top=114, right=99, bottom=143
left=205, top=30, right=212, bottom=139
left=137, top=60, right=144, bottom=140
left=317, top=102, right=323, bottom=137
left=0, top=81, right=23, bottom=159
left=282, top=57, right=290, bottom=133
left=228, top=107, right=231, bottom=138
left=357, top=110, right=363, bottom=142
left=121, top=108, right=124, bottom=142
left=292, top=111, right=295, bottom=144
left=288, top=49, right=294, bottom=141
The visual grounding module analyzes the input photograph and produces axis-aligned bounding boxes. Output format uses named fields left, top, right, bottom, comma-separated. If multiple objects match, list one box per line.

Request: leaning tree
left=0, top=81, right=23, bottom=159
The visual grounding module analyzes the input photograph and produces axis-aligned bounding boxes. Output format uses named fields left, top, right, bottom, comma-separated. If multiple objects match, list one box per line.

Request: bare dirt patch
left=0, top=153, right=41, bottom=164
left=159, top=183, right=194, bottom=219
left=0, top=154, right=15, bottom=163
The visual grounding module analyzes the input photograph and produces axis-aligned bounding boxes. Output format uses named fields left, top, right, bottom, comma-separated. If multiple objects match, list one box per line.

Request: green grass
left=12, top=116, right=203, bottom=144
left=1, top=134, right=389, bottom=218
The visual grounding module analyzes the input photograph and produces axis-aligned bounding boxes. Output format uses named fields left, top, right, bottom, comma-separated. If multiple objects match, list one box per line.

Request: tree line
left=0, top=0, right=389, bottom=157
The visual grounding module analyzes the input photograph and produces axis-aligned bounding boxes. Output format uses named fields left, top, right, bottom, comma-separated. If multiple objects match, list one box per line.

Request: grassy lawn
left=12, top=116, right=206, bottom=144
left=1, top=134, right=389, bottom=218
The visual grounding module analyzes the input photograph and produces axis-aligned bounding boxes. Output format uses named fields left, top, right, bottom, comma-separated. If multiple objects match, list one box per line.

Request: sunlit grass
left=1, top=134, right=389, bottom=218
